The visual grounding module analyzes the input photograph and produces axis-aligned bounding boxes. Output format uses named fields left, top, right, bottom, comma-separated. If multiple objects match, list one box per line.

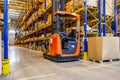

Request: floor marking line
left=18, top=73, right=56, bottom=80
left=72, top=65, right=109, bottom=72
left=72, top=62, right=120, bottom=72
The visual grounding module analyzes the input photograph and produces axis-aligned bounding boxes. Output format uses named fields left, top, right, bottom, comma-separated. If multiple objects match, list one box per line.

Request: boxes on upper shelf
left=46, top=0, right=52, bottom=7
left=47, top=14, right=52, bottom=23
left=66, top=0, right=83, bottom=12
left=46, top=33, right=52, bottom=37
left=0, top=12, right=3, bottom=19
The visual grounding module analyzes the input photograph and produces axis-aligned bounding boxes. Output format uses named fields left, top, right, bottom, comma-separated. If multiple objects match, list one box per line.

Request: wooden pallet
left=89, top=58, right=120, bottom=64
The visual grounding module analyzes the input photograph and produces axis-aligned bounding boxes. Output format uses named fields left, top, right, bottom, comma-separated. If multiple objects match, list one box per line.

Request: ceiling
left=0, top=0, right=27, bottom=20
left=8, top=0, right=26, bottom=21
left=0, top=0, right=27, bottom=30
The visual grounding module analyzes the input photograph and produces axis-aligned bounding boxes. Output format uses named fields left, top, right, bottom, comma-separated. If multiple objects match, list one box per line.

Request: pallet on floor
left=89, top=58, right=120, bottom=64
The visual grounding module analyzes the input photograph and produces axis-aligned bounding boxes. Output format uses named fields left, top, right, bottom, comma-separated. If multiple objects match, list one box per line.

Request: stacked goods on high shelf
left=65, top=0, right=98, bottom=13
left=46, top=0, right=51, bottom=7
left=65, top=0, right=112, bottom=12
left=65, top=0, right=114, bottom=24
left=65, top=0, right=83, bottom=12
left=0, top=10, right=3, bottom=19
left=15, top=0, right=52, bottom=51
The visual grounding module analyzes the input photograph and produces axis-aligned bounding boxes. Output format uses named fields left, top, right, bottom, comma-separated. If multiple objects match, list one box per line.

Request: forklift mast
left=52, top=0, right=65, bottom=33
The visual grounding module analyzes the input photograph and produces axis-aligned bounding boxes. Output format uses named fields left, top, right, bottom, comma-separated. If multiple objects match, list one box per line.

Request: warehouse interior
left=0, top=0, right=120, bottom=80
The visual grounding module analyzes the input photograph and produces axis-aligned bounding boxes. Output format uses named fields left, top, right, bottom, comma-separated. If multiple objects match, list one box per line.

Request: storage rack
left=15, top=0, right=52, bottom=51
left=15, top=0, right=118, bottom=52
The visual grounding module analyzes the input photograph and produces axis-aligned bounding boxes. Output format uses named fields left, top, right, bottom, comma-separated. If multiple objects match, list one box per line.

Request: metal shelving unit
left=15, top=0, right=52, bottom=50
left=15, top=0, right=118, bottom=52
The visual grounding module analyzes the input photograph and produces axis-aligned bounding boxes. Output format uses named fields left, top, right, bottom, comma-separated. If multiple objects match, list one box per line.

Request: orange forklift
left=43, top=11, right=80, bottom=62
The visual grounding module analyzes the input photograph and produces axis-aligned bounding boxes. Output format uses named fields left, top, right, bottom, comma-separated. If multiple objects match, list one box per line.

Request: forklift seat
left=68, top=30, right=77, bottom=38
left=59, top=32, right=77, bottom=54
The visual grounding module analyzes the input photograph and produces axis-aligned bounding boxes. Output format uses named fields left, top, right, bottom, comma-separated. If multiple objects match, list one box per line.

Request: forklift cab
left=59, top=30, right=77, bottom=54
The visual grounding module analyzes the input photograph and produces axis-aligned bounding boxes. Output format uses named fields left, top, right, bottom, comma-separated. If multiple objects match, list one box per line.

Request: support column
left=98, top=0, right=103, bottom=36
left=83, top=0, right=88, bottom=60
left=44, top=0, right=47, bottom=49
left=4, top=0, right=8, bottom=59
left=113, top=0, right=117, bottom=36
left=103, top=0, right=106, bottom=36
left=2, top=0, right=10, bottom=75
left=36, top=4, right=39, bottom=47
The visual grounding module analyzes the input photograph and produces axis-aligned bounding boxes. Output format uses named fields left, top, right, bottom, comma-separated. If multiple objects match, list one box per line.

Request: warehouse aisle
left=1, top=46, right=120, bottom=80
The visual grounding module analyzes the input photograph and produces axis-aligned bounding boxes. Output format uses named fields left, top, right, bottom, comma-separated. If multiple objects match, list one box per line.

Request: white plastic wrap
left=87, top=0, right=114, bottom=16
left=87, top=0, right=98, bottom=7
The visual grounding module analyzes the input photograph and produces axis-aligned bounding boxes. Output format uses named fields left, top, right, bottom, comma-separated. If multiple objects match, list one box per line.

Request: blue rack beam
left=36, top=4, right=39, bottom=37
left=98, top=0, right=103, bottom=36
left=84, top=0, right=88, bottom=53
left=113, top=0, right=117, bottom=36
left=44, top=0, right=47, bottom=48
left=4, top=0, right=8, bottom=59
left=103, top=0, right=106, bottom=36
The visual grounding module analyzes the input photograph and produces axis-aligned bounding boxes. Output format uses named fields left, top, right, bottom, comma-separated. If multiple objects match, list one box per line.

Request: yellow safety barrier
left=83, top=52, right=88, bottom=60
left=2, top=59, right=10, bottom=75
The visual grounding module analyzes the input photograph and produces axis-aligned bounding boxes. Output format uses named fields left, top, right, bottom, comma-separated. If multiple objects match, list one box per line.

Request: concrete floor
left=0, top=46, right=120, bottom=80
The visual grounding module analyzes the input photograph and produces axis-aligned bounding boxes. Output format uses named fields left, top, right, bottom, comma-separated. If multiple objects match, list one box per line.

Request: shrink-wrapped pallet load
left=65, top=0, right=114, bottom=16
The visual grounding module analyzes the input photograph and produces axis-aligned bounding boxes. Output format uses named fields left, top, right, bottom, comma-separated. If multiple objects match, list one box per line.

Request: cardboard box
left=88, top=37, right=120, bottom=61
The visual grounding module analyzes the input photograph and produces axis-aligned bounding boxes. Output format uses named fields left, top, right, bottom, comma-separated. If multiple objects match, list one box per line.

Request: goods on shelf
left=66, top=0, right=114, bottom=16
left=46, top=33, right=52, bottom=37
left=46, top=0, right=51, bottom=7
left=66, top=0, right=83, bottom=12
left=47, top=14, right=52, bottom=23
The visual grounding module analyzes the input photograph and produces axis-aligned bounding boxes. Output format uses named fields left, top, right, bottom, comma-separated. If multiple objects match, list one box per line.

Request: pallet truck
left=43, top=11, right=80, bottom=62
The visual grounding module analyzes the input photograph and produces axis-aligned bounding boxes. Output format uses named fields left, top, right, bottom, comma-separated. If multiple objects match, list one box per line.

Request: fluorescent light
left=9, top=30, right=15, bottom=34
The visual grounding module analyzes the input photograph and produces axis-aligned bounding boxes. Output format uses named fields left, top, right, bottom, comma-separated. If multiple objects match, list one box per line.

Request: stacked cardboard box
left=0, top=10, right=3, bottom=19
left=46, top=33, right=52, bottom=37
left=47, top=14, right=52, bottom=23
left=46, top=0, right=52, bottom=7
left=66, top=0, right=83, bottom=12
